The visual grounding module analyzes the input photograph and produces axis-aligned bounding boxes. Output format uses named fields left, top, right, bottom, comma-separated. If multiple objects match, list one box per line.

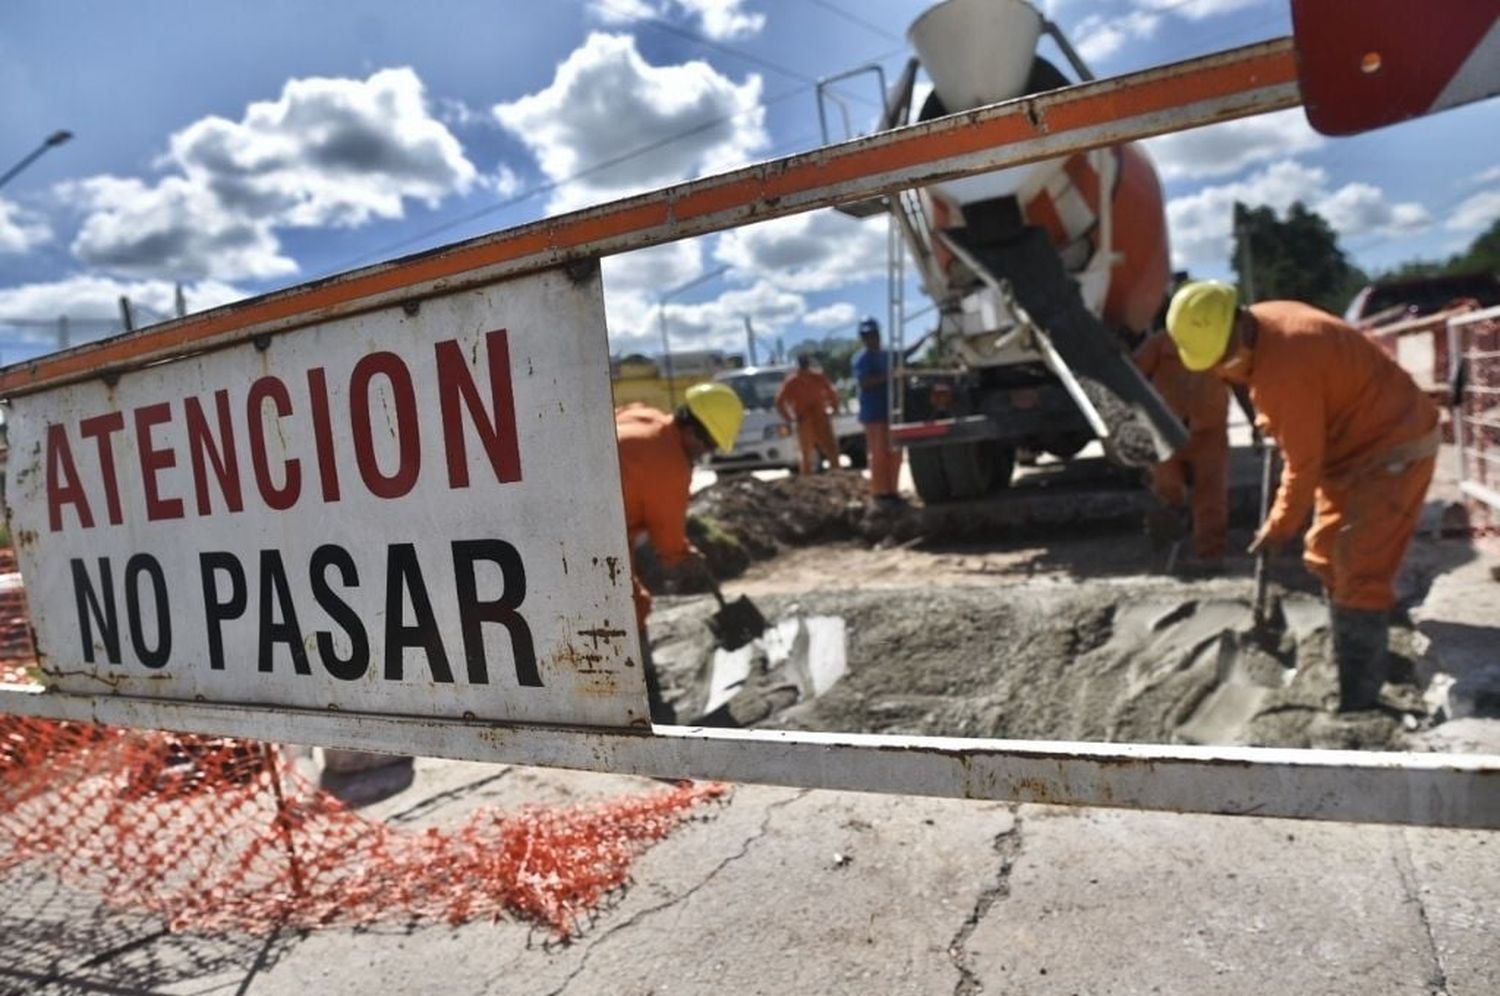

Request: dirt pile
left=649, top=579, right=1430, bottom=751
left=635, top=472, right=869, bottom=595
left=690, top=471, right=868, bottom=561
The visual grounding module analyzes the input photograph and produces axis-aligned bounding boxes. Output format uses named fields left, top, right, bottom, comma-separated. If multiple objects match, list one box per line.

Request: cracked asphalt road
left=5, top=756, right=1497, bottom=995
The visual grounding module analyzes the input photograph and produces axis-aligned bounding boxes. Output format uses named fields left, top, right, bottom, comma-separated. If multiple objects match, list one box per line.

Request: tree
left=1369, top=217, right=1500, bottom=282
left=793, top=335, right=860, bottom=382
left=1453, top=216, right=1500, bottom=273
left=1231, top=201, right=1367, bottom=312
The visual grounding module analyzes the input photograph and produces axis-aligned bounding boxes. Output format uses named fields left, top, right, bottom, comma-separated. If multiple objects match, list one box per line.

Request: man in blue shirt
left=852, top=317, right=902, bottom=504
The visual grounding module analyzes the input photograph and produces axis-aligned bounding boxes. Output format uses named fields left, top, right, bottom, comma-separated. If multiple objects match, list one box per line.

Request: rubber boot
left=1330, top=606, right=1388, bottom=713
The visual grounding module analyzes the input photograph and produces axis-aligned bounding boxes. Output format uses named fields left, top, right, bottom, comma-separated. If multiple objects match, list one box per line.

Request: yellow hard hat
left=684, top=382, right=744, bottom=451
left=1166, top=280, right=1238, bottom=371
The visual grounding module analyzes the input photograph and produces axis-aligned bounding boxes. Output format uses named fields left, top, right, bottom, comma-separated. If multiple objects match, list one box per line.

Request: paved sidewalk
left=5, top=757, right=1498, bottom=995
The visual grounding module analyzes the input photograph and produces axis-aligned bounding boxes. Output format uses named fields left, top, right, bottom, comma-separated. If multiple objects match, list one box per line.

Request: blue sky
left=2, top=0, right=1497, bottom=366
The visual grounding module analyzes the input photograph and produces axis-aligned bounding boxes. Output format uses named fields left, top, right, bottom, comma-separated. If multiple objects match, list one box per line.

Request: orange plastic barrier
left=0, top=570, right=726, bottom=937
left=0, top=716, right=725, bottom=937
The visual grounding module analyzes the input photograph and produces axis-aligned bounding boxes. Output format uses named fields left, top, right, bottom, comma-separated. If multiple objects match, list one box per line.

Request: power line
left=589, top=0, right=817, bottom=84
left=321, top=83, right=821, bottom=273
left=801, top=0, right=904, bottom=44
left=323, top=45, right=903, bottom=275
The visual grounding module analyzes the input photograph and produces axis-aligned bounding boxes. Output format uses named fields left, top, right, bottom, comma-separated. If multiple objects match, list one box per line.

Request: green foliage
left=688, top=513, right=739, bottom=551
left=1373, top=217, right=1500, bottom=282
left=1231, top=201, right=1367, bottom=312
left=1462, top=217, right=1500, bottom=272
left=793, top=336, right=860, bottom=382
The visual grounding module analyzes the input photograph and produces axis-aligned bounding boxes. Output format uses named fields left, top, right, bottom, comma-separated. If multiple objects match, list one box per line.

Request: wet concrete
left=651, top=578, right=1428, bottom=750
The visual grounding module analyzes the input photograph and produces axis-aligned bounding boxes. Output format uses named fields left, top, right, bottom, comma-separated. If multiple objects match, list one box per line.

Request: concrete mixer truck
left=819, top=0, right=1188, bottom=502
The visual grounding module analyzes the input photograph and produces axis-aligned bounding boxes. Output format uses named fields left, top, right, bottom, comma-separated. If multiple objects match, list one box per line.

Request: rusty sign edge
left=3, top=686, right=1496, bottom=830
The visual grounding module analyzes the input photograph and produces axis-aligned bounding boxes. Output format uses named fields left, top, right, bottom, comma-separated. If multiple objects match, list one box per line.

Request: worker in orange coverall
left=617, top=382, right=744, bottom=724
left=1134, top=330, right=1231, bottom=570
left=1167, top=281, right=1439, bottom=712
left=775, top=354, right=843, bottom=474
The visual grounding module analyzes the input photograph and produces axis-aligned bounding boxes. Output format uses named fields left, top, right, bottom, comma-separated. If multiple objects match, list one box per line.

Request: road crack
left=1391, top=827, right=1450, bottom=996
left=384, top=768, right=512, bottom=823
left=534, top=788, right=809, bottom=996
left=950, top=805, right=1023, bottom=996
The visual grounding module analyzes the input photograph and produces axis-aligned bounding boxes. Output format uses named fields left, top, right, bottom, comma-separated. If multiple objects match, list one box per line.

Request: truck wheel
left=940, top=441, right=1010, bottom=499
left=908, top=446, right=951, bottom=503
left=987, top=443, right=1016, bottom=491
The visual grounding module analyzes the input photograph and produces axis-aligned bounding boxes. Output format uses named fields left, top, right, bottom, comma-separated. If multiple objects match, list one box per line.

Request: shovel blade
left=708, top=596, right=769, bottom=651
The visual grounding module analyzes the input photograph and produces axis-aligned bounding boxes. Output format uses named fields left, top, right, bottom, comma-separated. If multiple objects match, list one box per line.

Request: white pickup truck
left=708, top=365, right=866, bottom=472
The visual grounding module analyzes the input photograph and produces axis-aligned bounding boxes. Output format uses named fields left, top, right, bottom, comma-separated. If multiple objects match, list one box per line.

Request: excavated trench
left=649, top=577, right=1432, bottom=751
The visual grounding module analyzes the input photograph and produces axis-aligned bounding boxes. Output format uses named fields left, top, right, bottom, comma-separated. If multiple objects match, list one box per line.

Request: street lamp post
left=0, top=130, right=73, bottom=191
left=655, top=264, right=729, bottom=408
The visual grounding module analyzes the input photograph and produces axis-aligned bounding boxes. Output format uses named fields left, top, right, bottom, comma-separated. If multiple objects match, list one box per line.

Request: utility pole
left=1234, top=206, right=1257, bottom=304
left=656, top=264, right=730, bottom=408
left=119, top=296, right=135, bottom=332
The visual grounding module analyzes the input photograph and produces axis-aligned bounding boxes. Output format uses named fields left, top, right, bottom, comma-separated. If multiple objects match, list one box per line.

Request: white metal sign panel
left=4, top=264, right=648, bottom=728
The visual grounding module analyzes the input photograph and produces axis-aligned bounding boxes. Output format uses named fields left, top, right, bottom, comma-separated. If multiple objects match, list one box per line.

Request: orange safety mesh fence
left=0, top=555, right=727, bottom=939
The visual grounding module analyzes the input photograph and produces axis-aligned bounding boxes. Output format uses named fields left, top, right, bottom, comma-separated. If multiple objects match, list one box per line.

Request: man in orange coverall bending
left=1135, top=329, right=1231, bottom=571
left=616, top=382, right=744, bottom=723
left=775, top=354, right=843, bottom=474
left=1167, top=281, right=1438, bottom=712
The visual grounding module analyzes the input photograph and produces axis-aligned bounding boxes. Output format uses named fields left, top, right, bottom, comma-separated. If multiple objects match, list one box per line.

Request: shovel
left=1250, top=442, right=1278, bottom=631
left=1219, top=444, right=1283, bottom=666
left=1207, top=443, right=1290, bottom=709
left=706, top=578, right=769, bottom=651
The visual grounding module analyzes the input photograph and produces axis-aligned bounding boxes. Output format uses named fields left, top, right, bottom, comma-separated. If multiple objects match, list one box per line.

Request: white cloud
left=588, top=0, right=765, bottom=41
left=1471, top=166, right=1500, bottom=186
left=608, top=277, right=812, bottom=356
left=1165, top=159, right=1431, bottom=269
left=481, top=164, right=523, bottom=199
left=65, top=175, right=296, bottom=281
left=604, top=239, right=707, bottom=299
left=1319, top=182, right=1430, bottom=237
left=1074, top=11, right=1161, bottom=65
left=1447, top=189, right=1500, bottom=231
left=1139, top=0, right=1263, bottom=20
left=606, top=210, right=885, bottom=352
left=168, top=67, right=475, bottom=228
left=661, top=279, right=805, bottom=348
left=0, top=275, right=247, bottom=343
left=0, top=198, right=52, bottom=254
left=804, top=302, right=857, bottom=329
left=601, top=239, right=712, bottom=347
left=1144, top=109, right=1323, bottom=182
left=435, top=96, right=491, bottom=130
left=64, top=67, right=478, bottom=282
left=713, top=210, right=885, bottom=292
left=493, top=33, right=767, bottom=213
